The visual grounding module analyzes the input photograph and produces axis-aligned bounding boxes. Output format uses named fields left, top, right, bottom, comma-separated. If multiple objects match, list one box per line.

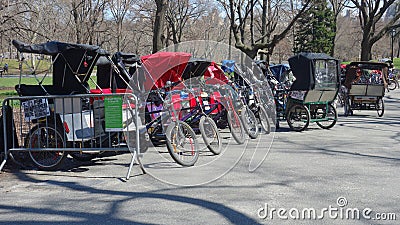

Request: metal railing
left=0, top=93, right=145, bottom=179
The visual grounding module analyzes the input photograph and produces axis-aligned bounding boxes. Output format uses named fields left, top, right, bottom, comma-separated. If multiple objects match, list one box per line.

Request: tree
left=153, top=0, right=168, bottom=53
left=108, top=0, right=134, bottom=51
left=70, top=0, right=107, bottom=44
left=328, top=0, right=350, bottom=56
left=165, top=0, right=206, bottom=45
left=294, top=0, right=336, bottom=55
left=219, top=0, right=312, bottom=60
left=350, top=0, right=400, bottom=60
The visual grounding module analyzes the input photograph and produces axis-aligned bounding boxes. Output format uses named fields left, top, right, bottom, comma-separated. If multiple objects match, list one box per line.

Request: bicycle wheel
left=227, top=110, right=246, bottom=144
left=257, top=105, right=271, bottom=134
left=240, top=106, right=259, bottom=139
left=316, top=103, right=337, bottom=129
left=25, top=124, right=67, bottom=170
left=165, top=120, right=199, bottom=166
left=388, top=79, right=398, bottom=90
left=286, top=104, right=310, bottom=132
left=199, top=116, right=222, bottom=155
left=377, top=98, right=384, bottom=117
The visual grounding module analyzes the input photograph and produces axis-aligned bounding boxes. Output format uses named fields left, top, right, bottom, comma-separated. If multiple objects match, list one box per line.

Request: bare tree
left=108, top=0, right=134, bottom=51
left=219, top=0, right=312, bottom=60
left=349, top=0, right=400, bottom=60
left=153, top=0, right=168, bottom=53
left=70, top=0, right=107, bottom=44
left=165, top=0, right=206, bottom=45
left=328, top=0, right=351, bottom=56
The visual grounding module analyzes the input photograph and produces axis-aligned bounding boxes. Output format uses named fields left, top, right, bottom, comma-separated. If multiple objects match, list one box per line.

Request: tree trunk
left=153, top=0, right=168, bottom=53
left=360, top=38, right=372, bottom=61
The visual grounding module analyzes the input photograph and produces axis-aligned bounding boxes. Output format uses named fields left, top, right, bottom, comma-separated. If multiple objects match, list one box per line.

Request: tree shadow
left=0, top=172, right=265, bottom=225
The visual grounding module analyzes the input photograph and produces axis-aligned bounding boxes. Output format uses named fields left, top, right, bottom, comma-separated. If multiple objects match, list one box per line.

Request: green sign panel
left=104, top=96, right=123, bottom=132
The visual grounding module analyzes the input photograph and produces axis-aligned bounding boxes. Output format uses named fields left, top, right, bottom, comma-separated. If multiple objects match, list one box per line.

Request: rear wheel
left=25, top=124, right=66, bottom=170
left=377, top=98, right=384, bottom=117
left=165, top=120, right=199, bottom=166
left=316, top=104, right=337, bottom=129
left=227, top=110, right=246, bottom=144
left=240, top=106, right=259, bottom=139
left=199, top=116, right=222, bottom=155
left=286, top=104, right=310, bottom=132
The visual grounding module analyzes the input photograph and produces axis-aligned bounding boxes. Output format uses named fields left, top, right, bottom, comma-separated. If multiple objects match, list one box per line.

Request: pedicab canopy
left=288, top=53, right=340, bottom=91
left=140, top=52, right=192, bottom=90
left=12, top=40, right=109, bottom=95
left=343, top=61, right=388, bottom=90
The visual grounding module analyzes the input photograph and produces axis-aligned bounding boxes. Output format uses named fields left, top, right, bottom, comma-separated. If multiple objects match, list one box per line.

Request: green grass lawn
left=1, top=58, right=51, bottom=75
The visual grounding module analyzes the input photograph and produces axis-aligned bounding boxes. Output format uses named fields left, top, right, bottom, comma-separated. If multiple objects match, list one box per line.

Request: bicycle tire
left=388, top=79, right=397, bottom=90
left=377, top=98, right=384, bottom=117
left=227, top=110, right=246, bottom=144
left=240, top=106, right=259, bottom=139
left=316, top=103, right=337, bottom=129
left=165, top=120, right=199, bottom=166
left=257, top=105, right=271, bottom=134
left=199, top=116, right=222, bottom=155
left=25, top=123, right=67, bottom=170
left=286, top=104, right=310, bottom=132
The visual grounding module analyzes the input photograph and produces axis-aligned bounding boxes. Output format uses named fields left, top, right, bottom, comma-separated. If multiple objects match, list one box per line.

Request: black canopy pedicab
left=3, top=40, right=145, bottom=171
left=285, top=53, right=340, bottom=131
left=343, top=61, right=388, bottom=117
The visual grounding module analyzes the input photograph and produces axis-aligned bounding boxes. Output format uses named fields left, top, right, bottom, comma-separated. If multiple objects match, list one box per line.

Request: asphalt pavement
left=0, top=89, right=399, bottom=224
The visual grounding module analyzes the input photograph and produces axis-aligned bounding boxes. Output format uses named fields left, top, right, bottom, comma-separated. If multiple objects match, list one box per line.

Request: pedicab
left=343, top=61, right=388, bottom=117
left=285, top=53, right=340, bottom=131
left=3, top=40, right=145, bottom=170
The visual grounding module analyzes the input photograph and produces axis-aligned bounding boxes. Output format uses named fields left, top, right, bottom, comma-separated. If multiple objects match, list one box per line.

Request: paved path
left=1, top=90, right=399, bottom=224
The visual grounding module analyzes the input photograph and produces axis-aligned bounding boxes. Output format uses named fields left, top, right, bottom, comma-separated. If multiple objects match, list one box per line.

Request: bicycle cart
left=343, top=61, right=388, bottom=117
left=284, top=53, right=340, bottom=131
left=1, top=40, right=146, bottom=171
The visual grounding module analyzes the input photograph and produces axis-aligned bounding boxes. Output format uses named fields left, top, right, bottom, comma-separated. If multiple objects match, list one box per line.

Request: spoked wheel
left=376, top=98, right=384, bottom=117
left=257, top=105, right=271, bottom=134
left=388, top=79, right=398, bottom=91
left=316, top=103, right=337, bottom=129
left=25, top=124, right=67, bottom=170
left=199, top=116, right=222, bottom=155
left=165, top=120, right=199, bottom=166
left=286, top=104, right=310, bottom=132
left=240, top=106, right=259, bottom=139
left=227, top=110, right=246, bottom=144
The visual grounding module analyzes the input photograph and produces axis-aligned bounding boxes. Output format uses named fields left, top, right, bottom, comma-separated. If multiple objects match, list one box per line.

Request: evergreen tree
left=293, top=0, right=336, bottom=55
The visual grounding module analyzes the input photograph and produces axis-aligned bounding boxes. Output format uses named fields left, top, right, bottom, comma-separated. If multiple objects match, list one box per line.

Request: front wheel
left=388, top=79, right=398, bottom=90
left=316, top=104, right=337, bottom=129
left=257, top=105, right=271, bottom=134
left=165, top=120, right=199, bottom=166
left=227, top=110, right=246, bottom=144
left=199, top=116, right=222, bottom=155
left=377, top=98, right=384, bottom=117
left=25, top=124, right=67, bottom=170
left=240, top=106, right=259, bottom=139
left=286, top=104, right=310, bottom=132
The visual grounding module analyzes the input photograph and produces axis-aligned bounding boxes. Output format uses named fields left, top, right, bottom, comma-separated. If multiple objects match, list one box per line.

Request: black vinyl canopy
left=12, top=40, right=109, bottom=56
left=13, top=40, right=109, bottom=94
left=181, top=58, right=211, bottom=80
left=289, top=52, right=339, bottom=91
